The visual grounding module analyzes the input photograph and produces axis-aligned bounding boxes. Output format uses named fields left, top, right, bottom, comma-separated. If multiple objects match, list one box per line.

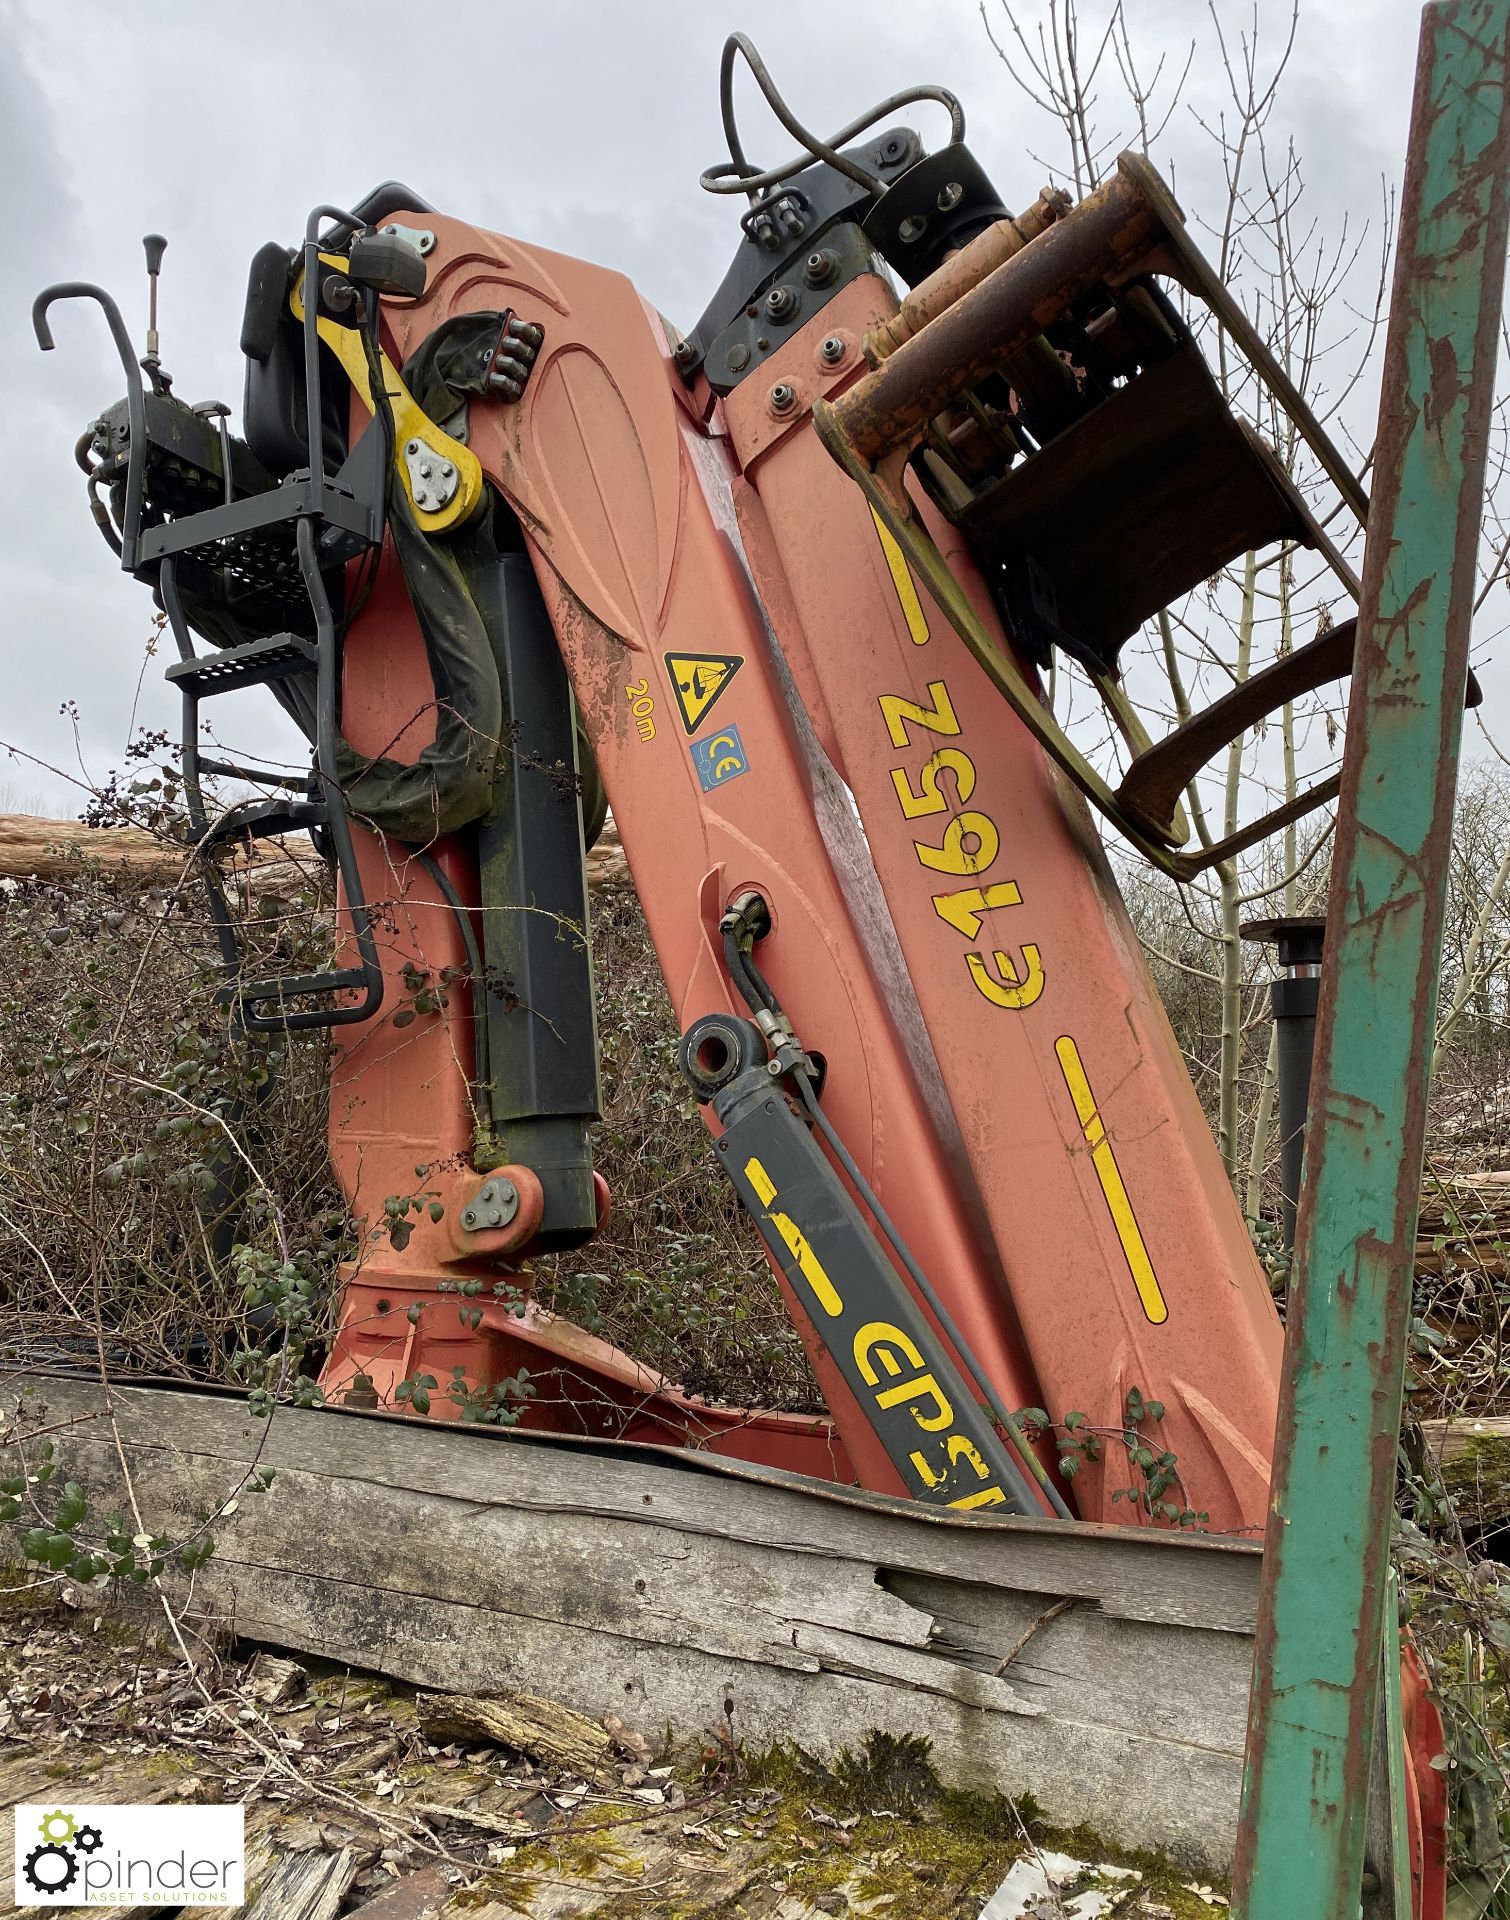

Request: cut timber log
left=416, top=1689, right=613, bottom=1777
left=0, top=814, right=627, bottom=889
left=4, top=1371, right=1263, bottom=1874
left=1419, top=1415, right=1510, bottom=1463
left=1419, top=1416, right=1510, bottom=1525
left=0, top=812, right=309, bottom=884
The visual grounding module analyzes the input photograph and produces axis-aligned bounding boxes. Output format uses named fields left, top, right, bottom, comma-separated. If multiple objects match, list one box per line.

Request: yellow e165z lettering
left=877, top=673, right=1045, bottom=1012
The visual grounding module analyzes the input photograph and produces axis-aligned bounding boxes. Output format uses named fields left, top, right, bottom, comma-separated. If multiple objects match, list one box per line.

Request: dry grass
left=0, top=854, right=813, bottom=1409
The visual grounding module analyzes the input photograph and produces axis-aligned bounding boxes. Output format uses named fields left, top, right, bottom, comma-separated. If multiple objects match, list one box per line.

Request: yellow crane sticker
left=664, top=652, right=744, bottom=734
left=1055, top=1035, right=1168, bottom=1325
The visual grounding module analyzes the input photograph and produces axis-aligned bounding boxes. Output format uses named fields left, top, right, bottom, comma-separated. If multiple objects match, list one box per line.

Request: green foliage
left=443, top=1365, right=536, bottom=1425
left=0, top=819, right=813, bottom=1430
left=1019, top=1389, right=1209, bottom=1529
left=1395, top=1434, right=1510, bottom=1917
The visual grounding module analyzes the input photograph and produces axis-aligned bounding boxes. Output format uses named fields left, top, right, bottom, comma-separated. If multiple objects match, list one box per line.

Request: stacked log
left=1414, top=1170, right=1510, bottom=1277
left=0, top=813, right=627, bottom=889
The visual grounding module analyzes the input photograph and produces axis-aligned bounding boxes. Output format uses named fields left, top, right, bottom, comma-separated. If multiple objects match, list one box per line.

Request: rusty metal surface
left=830, top=163, right=1166, bottom=463
left=1231, top=6, right=1510, bottom=1918
left=958, top=341, right=1310, bottom=672
left=1118, top=620, right=1356, bottom=838
left=815, top=146, right=1372, bottom=876
left=867, top=186, right=1071, bottom=361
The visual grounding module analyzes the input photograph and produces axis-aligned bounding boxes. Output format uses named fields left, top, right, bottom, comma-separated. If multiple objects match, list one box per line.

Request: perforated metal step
left=166, top=632, right=317, bottom=697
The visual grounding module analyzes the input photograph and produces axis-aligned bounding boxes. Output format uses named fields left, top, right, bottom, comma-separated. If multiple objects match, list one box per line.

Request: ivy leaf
left=54, top=1482, right=88, bottom=1532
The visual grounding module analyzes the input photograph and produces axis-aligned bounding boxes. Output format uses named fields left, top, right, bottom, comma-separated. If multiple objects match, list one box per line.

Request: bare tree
left=979, top=0, right=1394, bottom=1192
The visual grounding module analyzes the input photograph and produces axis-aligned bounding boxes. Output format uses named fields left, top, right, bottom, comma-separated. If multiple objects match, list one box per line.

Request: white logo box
left=15, top=1804, right=245, bottom=1908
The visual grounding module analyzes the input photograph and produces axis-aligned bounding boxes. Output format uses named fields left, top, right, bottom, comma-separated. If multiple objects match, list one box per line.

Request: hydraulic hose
left=723, top=913, right=1073, bottom=1521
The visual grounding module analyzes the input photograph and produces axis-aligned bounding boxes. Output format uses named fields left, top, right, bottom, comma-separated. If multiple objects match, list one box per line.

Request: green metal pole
left=1231, top=7, right=1510, bottom=1919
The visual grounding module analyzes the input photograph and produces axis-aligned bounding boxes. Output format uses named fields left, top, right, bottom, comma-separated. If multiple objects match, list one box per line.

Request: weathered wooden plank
left=18, top=1398, right=1252, bottom=1748
left=238, top=1843, right=363, bottom=1920
left=178, top=1802, right=289, bottom=1920
left=11, top=1374, right=1261, bottom=1633
left=3, top=1374, right=1259, bottom=1870
left=345, top=1865, right=452, bottom=1919
left=0, top=1750, right=186, bottom=1919
left=210, top=1557, right=1243, bottom=1846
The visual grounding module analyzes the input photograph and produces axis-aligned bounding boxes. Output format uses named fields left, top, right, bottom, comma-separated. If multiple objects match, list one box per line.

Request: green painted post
left=1231, top=7, right=1510, bottom=1919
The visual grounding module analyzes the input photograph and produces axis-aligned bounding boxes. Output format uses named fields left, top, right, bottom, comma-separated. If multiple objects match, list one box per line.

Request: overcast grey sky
left=0, top=0, right=1463, bottom=817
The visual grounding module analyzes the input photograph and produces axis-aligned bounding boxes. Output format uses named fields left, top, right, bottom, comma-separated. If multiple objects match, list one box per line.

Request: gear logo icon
left=74, top=1823, right=103, bottom=1854
left=37, top=1810, right=76, bottom=1844
left=22, top=1841, right=79, bottom=1895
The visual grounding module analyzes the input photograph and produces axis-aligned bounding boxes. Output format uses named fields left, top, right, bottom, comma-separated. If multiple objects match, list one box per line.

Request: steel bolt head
left=898, top=213, right=929, bottom=244
left=769, top=382, right=796, bottom=414
left=803, top=249, right=838, bottom=287
left=936, top=181, right=964, bottom=212
left=820, top=335, right=846, bottom=365
left=727, top=343, right=750, bottom=373
left=764, top=284, right=796, bottom=320
left=405, top=439, right=421, bottom=455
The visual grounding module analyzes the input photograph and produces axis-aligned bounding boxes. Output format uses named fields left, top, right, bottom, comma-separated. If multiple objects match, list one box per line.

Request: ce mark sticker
left=691, top=725, right=749, bottom=791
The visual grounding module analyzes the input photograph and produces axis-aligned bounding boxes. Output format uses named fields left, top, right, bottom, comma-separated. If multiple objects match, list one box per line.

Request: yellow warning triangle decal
left=664, top=652, right=744, bottom=735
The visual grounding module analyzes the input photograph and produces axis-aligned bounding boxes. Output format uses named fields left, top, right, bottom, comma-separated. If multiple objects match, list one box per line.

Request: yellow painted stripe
left=743, top=1156, right=845, bottom=1318
left=1054, top=1036, right=1168, bottom=1326
left=870, top=507, right=930, bottom=646
left=745, top=1157, right=777, bottom=1208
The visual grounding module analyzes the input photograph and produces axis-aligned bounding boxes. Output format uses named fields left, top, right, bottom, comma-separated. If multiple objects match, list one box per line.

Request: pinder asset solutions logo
left=15, top=1804, right=244, bottom=1908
